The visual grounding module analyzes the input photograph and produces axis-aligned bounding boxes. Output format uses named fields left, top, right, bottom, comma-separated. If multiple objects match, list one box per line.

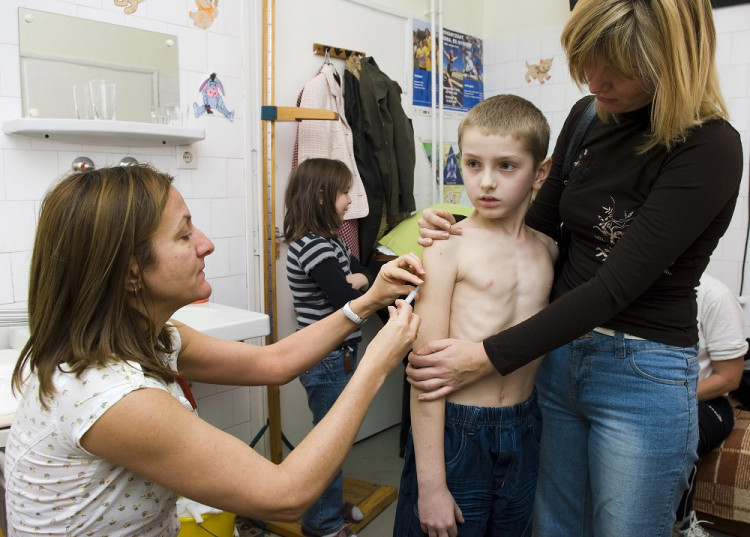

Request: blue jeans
left=299, top=344, right=358, bottom=536
left=394, top=391, right=542, bottom=537
left=533, top=330, right=699, bottom=537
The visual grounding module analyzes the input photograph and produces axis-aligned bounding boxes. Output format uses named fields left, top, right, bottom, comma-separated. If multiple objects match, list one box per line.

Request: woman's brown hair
left=283, top=158, right=353, bottom=243
left=13, top=165, right=177, bottom=406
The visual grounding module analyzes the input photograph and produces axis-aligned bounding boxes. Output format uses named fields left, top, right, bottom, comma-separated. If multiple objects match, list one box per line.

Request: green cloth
left=377, top=203, right=474, bottom=258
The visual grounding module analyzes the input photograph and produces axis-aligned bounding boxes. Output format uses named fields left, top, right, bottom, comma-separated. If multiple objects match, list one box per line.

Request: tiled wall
left=482, top=4, right=750, bottom=331
left=0, top=0, right=260, bottom=444
left=0, top=0, right=251, bottom=310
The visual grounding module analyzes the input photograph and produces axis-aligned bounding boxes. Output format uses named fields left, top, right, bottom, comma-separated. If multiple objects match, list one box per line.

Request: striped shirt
left=286, top=233, right=361, bottom=343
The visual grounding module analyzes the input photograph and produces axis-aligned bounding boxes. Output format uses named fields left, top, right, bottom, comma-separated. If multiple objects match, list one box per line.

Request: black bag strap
left=562, top=98, right=598, bottom=185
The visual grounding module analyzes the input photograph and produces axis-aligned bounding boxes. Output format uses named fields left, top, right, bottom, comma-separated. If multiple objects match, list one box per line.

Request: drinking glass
left=89, top=80, right=116, bottom=120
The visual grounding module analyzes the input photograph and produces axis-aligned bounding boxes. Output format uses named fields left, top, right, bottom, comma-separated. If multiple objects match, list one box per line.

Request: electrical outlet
left=177, top=145, right=198, bottom=169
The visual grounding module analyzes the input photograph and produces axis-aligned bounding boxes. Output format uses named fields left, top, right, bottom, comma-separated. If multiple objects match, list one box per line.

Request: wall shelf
left=2, top=118, right=205, bottom=146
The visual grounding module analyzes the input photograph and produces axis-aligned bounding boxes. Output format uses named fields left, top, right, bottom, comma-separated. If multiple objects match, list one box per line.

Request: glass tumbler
left=89, top=80, right=116, bottom=120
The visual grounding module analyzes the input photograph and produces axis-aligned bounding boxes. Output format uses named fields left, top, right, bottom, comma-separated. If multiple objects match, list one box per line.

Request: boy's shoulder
left=527, top=226, right=558, bottom=262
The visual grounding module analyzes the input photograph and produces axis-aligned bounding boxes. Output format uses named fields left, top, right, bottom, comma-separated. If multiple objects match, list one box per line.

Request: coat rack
left=312, top=42, right=366, bottom=60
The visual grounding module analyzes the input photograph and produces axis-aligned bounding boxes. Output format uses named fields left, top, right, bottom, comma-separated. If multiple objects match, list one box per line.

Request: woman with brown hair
left=5, top=164, right=422, bottom=536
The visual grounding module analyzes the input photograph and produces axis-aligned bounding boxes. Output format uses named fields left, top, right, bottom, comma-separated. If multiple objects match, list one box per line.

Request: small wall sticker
left=189, top=0, right=219, bottom=29
left=114, top=0, right=143, bottom=14
left=525, top=58, right=553, bottom=85
left=193, top=73, right=234, bottom=121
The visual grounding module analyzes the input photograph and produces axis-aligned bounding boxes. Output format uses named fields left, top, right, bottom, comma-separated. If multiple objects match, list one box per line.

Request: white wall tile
left=4, top=149, right=59, bottom=200
left=229, top=236, right=247, bottom=275
left=192, top=156, right=229, bottom=198
left=232, top=386, right=251, bottom=425
left=0, top=201, right=36, bottom=253
left=728, top=97, right=750, bottom=127
left=206, top=34, right=243, bottom=82
left=146, top=0, right=187, bottom=26
left=713, top=4, right=750, bottom=34
left=227, top=158, right=244, bottom=198
left=211, top=197, right=245, bottom=237
left=199, top=115, right=244, bottom=158
left=517, top=31, right=543, bottom=61
left=0, top=3, right=21, bottom=47
left=185, top=197, right=212, bottom=236
left=204, top=237, right=229, bottom=278
left=173, top=26, right=208, bottom=73
left=195, top=389, right=234, bottom=430
left=11, top=250, right=30, bottom=303
left=0, top=45, right=20, bottom=98
left=731, top=30, right=750, bottom=68
left=75, top=6, right=124, bottom=26
left=26, top=1, right=76, bottom=17
left=209, top=274, right=247, bottom=309
left=719, top=63, right=749, bottom=100
left=494, top=35, right=517, bottom=64
left=0, top=254, right=13, bottom=304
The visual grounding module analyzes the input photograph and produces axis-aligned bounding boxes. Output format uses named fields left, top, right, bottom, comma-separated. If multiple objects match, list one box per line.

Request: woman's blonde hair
left=562, top=0, right=727, bottom=152
left=13, top=165, right=177, bottom=406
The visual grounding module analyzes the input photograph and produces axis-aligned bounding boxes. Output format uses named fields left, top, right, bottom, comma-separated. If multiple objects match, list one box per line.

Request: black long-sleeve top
left=485, top=96, right=744, bottom=375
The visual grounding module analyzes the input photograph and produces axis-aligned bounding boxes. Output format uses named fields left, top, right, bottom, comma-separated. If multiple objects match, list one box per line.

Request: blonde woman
left=408, top=0, right=742, bottom=535
left=5, top=165, right=422, bottom=536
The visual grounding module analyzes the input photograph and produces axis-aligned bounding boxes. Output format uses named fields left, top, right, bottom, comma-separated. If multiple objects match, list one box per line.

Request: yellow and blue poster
left=413, top=20, right=483, bottom=113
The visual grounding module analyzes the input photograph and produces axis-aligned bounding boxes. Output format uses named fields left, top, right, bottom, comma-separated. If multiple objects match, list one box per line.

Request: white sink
left=0, top=348, right=21, bottom=429
left=171, top=302, right=270, bottom=341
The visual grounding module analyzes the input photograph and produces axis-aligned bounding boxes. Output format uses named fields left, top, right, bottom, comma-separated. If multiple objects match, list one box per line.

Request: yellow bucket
left=177, top=510, right=237, bottom=537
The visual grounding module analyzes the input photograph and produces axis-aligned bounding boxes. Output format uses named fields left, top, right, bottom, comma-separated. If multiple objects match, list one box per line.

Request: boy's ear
left=532, top=157, right=552, bottom=191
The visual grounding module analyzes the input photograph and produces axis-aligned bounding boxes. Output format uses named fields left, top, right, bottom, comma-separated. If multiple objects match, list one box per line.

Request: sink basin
left=171, top=302, right=270, bottom=341
left=1, top=348, right=21, bottom=429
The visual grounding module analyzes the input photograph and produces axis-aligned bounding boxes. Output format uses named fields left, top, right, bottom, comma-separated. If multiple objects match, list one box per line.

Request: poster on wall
left=422, top=141, right=466, bottom=204
left=412, top=20, right=484, bottom=113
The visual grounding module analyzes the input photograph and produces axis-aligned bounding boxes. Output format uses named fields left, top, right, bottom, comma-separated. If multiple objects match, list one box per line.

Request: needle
left=404, top=285, right=420, bottom=306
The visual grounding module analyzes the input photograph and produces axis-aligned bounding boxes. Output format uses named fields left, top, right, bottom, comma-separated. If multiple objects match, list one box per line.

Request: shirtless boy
left=393, top=95, right=556, bottom=537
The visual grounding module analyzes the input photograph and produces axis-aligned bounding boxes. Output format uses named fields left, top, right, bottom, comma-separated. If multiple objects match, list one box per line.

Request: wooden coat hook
left=313, top=43, right=366, bottom=60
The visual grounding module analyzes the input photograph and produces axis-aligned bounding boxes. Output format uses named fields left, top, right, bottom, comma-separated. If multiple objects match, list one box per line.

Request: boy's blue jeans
left=533, top=330, right=699, bottom=537
left=299, top=344, right=358, bottom=536
left=394, top=391, right=542, bottom=536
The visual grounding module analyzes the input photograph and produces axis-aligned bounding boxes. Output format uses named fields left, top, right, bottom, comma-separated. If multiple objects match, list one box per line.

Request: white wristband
left=342, top=301, right=366, bottom=325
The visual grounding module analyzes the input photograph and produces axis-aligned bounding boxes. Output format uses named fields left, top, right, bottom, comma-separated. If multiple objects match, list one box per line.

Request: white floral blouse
left=4, top=328, right=195, bottom=536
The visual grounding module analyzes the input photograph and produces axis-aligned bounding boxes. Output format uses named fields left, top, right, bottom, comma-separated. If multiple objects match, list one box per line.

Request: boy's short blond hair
left=458, top=94, right=550, bottom=165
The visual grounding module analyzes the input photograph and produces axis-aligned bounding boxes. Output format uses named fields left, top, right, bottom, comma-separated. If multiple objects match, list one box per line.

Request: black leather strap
left=562, top=98, right=598, bottom=185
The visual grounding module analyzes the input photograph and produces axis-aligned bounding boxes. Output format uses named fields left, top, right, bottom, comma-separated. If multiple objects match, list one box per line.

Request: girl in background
left=284, top=158, right=371, bottom=537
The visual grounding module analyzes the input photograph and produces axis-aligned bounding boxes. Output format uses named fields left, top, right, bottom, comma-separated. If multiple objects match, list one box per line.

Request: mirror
left=18, top=8, right=179, bottom=123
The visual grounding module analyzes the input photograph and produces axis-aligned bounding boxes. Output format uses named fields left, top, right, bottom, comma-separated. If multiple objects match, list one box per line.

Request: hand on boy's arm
left=407, top=339, right=494, bottom=401
left=417, top=208, right=462, bottom=247
left=418, top=484, right=465, bottom=537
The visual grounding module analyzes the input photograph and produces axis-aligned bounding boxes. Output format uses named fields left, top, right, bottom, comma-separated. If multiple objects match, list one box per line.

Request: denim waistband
left=445, top=388, right=538, bottom=426
left=593, top=326, right=645, bottom=340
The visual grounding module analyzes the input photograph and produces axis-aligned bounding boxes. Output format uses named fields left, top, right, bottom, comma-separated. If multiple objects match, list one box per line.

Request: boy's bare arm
left=411, top=240, right=464, bottom=535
